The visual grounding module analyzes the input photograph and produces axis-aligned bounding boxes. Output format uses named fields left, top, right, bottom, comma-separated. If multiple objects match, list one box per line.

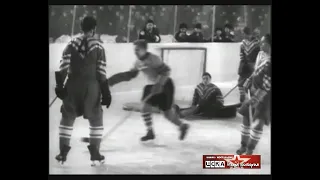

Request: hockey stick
left=80, top=92, right=155, bottom=143
left=49, top=75, right=68, bottom=108
left=247, top=90, right=253, bottom=125
left=223, top=78, right=247, bottom=99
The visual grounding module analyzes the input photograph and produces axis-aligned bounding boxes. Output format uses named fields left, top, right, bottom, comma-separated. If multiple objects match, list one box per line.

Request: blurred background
left=49, top=5, right=271, bottom=43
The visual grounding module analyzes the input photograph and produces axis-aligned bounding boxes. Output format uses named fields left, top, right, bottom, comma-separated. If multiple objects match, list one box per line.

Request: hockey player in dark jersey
left=236, top=34, right=271, bottom=155
left=174, top=73, right=225, bottom=118
left=54, top=16, right=112, bottom=165
left=108, top=39, right=189, bottom=142
left=238, top=27, right=261, bottom=103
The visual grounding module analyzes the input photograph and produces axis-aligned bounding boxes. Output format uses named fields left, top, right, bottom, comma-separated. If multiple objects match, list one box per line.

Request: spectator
left=213, top=28, right=224, bottom=42
left=252, top=27, right=261, bottom=40
left=138, top=19, right=161, bottom=43
left=222, top=23, right=235, bottom=42
left=188, top=23, right=204, bottom=42
left=174, top=23, right=189, bottom=42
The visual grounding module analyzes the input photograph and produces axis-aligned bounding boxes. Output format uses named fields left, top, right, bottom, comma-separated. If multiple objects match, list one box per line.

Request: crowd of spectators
left=49, top=5, right=270, bottom=43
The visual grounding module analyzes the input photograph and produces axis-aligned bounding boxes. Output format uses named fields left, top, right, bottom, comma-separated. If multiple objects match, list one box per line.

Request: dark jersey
left=58, top=35, right=107, bottom=83
left=238, top=38, right=260, bottom=77
left=192, top=83, right=224, bottom=107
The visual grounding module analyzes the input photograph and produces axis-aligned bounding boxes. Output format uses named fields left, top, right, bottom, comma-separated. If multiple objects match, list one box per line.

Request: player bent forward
left=236, top=34, right=271, bottom=155
left=54, top=16, right=112, bottom=165
left=108, top=40, right=189, bottom=142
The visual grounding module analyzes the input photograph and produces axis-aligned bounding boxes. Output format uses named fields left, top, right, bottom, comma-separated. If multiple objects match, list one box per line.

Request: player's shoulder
left=148, top=52, right=162, bottom=61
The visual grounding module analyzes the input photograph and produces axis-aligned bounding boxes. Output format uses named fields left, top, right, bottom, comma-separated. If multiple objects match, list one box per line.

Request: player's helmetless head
left=134, top=40, right=148, bottom=59
left=242, top=27, right=252, bottom=39
left=81, top=16, right=97, bottom=37
left=202, top=72, right=212, bottom=85
left=260, top=34, right=271, bottom=54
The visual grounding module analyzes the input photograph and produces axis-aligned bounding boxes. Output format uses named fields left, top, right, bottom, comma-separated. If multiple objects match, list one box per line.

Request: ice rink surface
left=49, top=91, right=271, bottom=175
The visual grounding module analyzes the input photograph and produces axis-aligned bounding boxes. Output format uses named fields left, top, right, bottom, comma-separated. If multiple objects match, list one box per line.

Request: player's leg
left=236, top=101, right=252, bottom=155
left=84, top=82, right=105, bottom=164
left=246, top=101, right=270, bottom=155
left=238, top=76, right=246, bottom=103
left=161, top=78, right=189, bottom=140
left=56, top=99, right=76, bottom=164
left=140, top=85, right=156, bottom=142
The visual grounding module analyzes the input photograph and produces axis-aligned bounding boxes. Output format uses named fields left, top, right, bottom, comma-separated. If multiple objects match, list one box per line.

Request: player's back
left=67, top=35, right=104, bottom=82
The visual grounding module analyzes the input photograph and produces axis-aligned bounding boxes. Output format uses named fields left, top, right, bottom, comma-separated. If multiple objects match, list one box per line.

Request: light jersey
left=254, top=51, right=270, bottom=70
left=132, top=53, right=170, bottom=83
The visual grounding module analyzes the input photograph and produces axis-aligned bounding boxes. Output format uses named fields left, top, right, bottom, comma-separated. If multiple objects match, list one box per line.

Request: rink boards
left=49, top=42, right=241, bottom=105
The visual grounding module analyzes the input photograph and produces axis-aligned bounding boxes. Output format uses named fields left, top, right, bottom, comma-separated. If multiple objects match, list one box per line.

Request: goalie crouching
left=174, top=72, right=237, bottom=119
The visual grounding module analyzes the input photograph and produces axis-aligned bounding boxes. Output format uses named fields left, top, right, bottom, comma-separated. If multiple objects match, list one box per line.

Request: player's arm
left=238, top=43, right=246, bottom=75
left=213, top=86, right=224, bottom=107
left=251, top=61, right=271, bottom=105
left=56, top=43, right=72, bottom=87
left=191, top=88, right=200, bottom=107
left=96, top=46, right=112, bottom=108
left=108, top=64, right=139, bottom=87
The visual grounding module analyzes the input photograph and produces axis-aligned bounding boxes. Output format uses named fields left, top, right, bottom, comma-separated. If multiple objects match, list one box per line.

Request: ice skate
left=87, top=145, right=105, bottom=166
left=236, top=146, right=247, bottom=155
left=55, top=145, right=71, bottom=165
left=245, top=149, right=253, bottom=155
left=179, top=123, right=189, bottom=140
left=140, top=129, right=155, bottom=142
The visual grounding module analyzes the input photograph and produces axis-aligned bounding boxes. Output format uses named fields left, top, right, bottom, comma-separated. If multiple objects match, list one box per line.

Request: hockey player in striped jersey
left=108, top=40, right=189, bottom=142
left=236, top=34, right=271, bottom=155
left=174, top=72, right=224, bottom=118
left=54, top=16, right=112, bottom=165
left=238, top=27, right=260, bottom=103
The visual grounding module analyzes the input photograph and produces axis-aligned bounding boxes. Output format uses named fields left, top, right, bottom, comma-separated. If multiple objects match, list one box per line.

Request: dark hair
left=81, top=16, right=97, bottom=33
left=243, top=27, right=251, bottom=35
left=133, top=39, right=148, bottom=49
left=264, top=34, right=271, bottom=46
left=195, top=23, right=202, bottom=29
left=179, top=23, right=188, bottom=29
left=202, top=72, right=211, bottom=78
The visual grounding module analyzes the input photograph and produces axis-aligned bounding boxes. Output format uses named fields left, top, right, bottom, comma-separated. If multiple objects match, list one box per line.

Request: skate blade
left=58, top=161, right=65, bottom=166
left=91, top=160, right=105, bottom=167
left=140, top=139, right=156, bottom=145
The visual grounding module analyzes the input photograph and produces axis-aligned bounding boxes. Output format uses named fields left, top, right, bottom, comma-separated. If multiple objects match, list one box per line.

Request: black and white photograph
left=49, top=5, right=271, bottom=174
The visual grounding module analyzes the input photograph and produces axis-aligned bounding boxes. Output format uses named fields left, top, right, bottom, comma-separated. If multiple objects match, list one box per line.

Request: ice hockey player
left=173, top=72, right=224, bottom=118
left=237, top=27, right=261, bottom=103
left=138, top=19, right=161, bottom=43
left=54, top=16, right=112, bottom=165
left=108, top=39, right=189, bottom=142
left=236, top=34, right=271, bottom=155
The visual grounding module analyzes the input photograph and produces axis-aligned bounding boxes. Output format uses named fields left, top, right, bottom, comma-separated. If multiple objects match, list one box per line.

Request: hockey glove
left=100, top=80, right=112, bottom=108
left=243, top=78, right=252, bottom=92
left=55, top=71, right=67, bottom=100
